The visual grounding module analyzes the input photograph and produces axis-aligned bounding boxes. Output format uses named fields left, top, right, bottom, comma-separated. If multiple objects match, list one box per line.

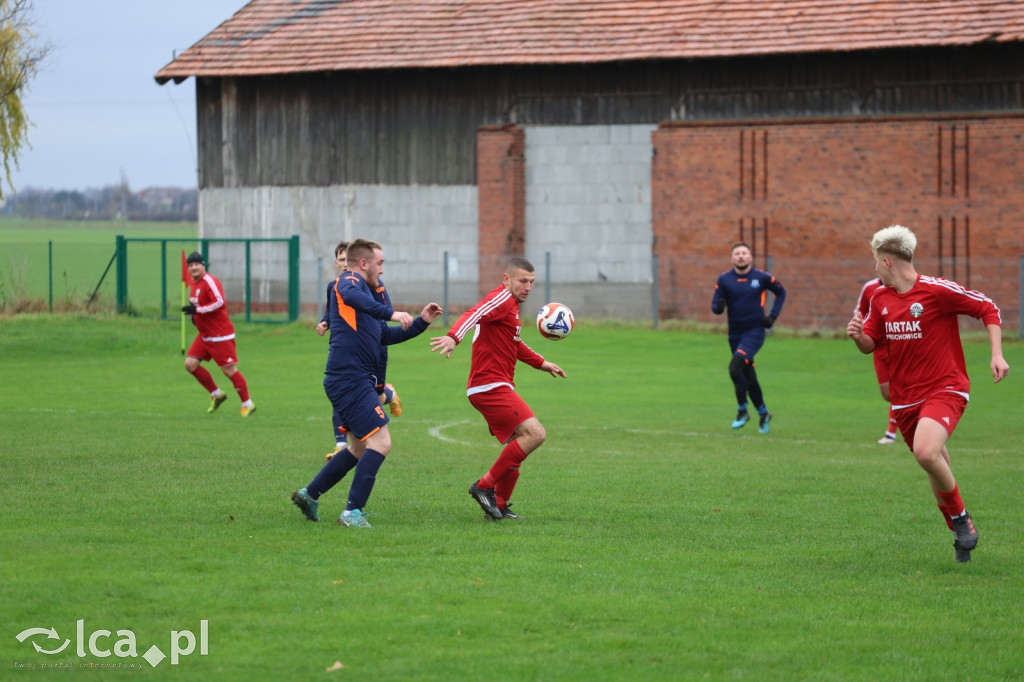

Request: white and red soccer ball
left=536, top=302, right=574, bottom=340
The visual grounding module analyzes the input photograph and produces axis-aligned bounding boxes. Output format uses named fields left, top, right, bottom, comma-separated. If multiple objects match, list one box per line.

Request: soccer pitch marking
left=420, top=419, right=1019, bottom=456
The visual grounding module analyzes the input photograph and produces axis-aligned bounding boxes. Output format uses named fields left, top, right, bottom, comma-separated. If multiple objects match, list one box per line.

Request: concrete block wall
left=200, top=185, right=479, bottom=315
left=525, top=124, right=655, bottom=282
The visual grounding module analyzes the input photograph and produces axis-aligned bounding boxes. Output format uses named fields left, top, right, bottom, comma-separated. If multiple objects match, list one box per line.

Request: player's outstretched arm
left=430, top=334, right=457, bottom=358
left=391, top=310, right=414, bottom=330
left=986, top=323, right=1010, bottom=383
left=847, top=311, right=876, bottom=354
left=540, top=360, right=566, bottom=378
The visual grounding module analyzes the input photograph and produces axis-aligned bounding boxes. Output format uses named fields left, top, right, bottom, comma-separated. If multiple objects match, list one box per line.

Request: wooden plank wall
left=194, top=43, right=1024, bottom=188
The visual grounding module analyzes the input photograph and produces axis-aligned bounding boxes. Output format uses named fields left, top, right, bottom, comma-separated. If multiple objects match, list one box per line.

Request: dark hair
left=346, top=238, right=379, bottom=266
left=506, top=256, right=534, bottom=274
left=730, top=241, right=750, bottom=253
left=334, top=241, right=349, bottom=258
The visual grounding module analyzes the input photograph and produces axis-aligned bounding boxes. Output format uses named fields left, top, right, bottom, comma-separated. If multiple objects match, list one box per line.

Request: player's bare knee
left=912, top=447, right=942, bottom=470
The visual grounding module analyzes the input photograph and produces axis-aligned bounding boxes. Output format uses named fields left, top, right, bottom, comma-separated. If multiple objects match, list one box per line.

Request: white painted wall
left=200, top=185, right=479, bottom=312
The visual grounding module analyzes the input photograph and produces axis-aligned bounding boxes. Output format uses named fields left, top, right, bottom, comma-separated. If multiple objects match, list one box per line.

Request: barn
left=155, top=0, right=1024, bottom=330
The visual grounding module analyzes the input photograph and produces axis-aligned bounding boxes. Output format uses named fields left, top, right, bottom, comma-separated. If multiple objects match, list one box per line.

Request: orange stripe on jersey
left=760, top=291, right=767, bottom=307
left=335, top=276, right=357, bottom=330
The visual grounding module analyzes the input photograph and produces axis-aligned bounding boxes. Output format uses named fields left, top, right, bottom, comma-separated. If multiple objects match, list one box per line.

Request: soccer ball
left=536, top=302, right=574, bottom=340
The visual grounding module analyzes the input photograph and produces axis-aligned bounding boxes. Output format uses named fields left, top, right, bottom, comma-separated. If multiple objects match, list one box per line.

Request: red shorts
left=872, top=344, right=890, bottom=385
left=894, top=392, right=967, bottom=450
left=188, top=336, right=239, bottom=368
left=468, top=386, right=535, bottom=444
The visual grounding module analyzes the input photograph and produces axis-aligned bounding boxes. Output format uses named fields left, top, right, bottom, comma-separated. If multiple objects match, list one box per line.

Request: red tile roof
left=155, top=0, right=1024, bottom=83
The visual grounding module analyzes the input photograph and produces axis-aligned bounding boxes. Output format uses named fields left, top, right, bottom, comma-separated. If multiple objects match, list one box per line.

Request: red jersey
left=855, top=277, right=884, bottom=317
left=862, top=275, right=1001, bottom=408
left=188, top=272, right=235, bottom=342
left=446, top=284, right=545, bottom=395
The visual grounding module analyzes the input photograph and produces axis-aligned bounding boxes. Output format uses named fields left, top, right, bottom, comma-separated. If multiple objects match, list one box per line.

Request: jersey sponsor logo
left=909, top=302, right=924, bottom=318
left=885, top=319, right=923, bottom=340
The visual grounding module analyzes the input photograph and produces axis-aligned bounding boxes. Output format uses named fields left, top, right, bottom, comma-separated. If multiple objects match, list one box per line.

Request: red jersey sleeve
left=516, top=339, right=545, bottom=369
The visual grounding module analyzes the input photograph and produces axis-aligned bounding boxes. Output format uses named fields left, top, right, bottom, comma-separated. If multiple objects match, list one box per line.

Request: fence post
left=651, top=253, right=659, bottom=329
left=545, top=251, right=551, bottom=305
left=244, top=240, right=252, bottom=323
left=443, top=250, right=450, bottom=328
left=160, top=240, right=168, bottom=320
left=288, top=235, right=300, bottom=322
left=316, top=256, right=323, bottom=318
left=115, top=235, right=127, bottom=313
left=48, top=240, right=53, bottom=312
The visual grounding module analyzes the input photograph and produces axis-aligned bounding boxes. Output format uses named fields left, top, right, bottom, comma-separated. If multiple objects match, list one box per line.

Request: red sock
left=935, top=504, right=955, bottom=531
left=494, top=467, right=520, bottom=510
left=229, top=371, right=250, bottom=403
left=191, top=365, right=219, bottom=393
left=933, top=484, right=964, bottom=530
left=887, top=407, right=898, bottom=435
left=478, top=439, right=527, bottom=491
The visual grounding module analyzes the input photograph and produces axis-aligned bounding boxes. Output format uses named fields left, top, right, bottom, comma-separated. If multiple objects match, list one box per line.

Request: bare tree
left=0, top=0, right=50, bottom=198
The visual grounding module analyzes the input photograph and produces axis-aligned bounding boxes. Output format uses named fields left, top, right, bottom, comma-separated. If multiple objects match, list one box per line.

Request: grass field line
left=13, top=407, right=1014, bottom=456
left=419, top=418, right=1017, bottom=456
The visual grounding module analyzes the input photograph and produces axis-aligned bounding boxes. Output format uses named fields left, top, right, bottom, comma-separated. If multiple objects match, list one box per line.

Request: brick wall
left=653, top=114, right=1024, bottom=330
left=477, top=125, right=525, bottom=296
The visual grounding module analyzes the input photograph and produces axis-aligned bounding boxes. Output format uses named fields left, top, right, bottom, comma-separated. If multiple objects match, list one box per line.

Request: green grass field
left=2, top=315, right=1022, bottom=680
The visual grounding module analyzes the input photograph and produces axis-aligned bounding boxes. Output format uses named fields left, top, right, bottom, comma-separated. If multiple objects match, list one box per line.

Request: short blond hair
left=871, top=224, right=917, bottom=262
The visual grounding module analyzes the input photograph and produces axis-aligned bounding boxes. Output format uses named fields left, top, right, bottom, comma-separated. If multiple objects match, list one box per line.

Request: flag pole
left=180, top=250, right=188, bottom=355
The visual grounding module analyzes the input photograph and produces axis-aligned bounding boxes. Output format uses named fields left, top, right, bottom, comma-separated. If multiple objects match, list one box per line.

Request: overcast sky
left=11, top=0, right=245, bottom=193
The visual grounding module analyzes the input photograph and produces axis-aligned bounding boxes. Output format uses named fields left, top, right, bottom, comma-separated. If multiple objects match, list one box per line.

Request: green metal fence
left=115, top=235, right=300, bottom=322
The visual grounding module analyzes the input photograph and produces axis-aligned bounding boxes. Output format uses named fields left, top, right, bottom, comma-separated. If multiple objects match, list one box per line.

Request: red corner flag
left=181, top=249, right=189, bottom=283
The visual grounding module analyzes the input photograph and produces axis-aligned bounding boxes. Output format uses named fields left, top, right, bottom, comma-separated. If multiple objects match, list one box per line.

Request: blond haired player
left=847, top=225, right=1009, bottom=562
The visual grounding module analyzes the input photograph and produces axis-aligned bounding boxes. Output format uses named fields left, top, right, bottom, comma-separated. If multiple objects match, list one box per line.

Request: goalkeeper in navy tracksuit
left=292, top=238, right=442, bottom=527
left=711, top=241, right=786, bottom=433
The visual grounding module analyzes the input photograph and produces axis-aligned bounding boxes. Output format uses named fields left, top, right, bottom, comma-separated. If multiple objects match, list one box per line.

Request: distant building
left=156, top=0, right=1024, bottom=328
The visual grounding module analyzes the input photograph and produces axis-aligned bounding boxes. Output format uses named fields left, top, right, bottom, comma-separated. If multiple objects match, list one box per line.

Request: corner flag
left=180, top=249, right=188, bottom=355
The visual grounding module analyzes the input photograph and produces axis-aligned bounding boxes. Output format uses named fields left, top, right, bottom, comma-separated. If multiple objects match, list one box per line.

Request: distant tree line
left=1, top=185, right=198, bottom=221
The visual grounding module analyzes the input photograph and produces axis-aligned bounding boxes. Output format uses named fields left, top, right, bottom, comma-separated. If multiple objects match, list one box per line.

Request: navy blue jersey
left=323, top=276, right=427, bottom=384
left=325, top=272, right=395, bottom=382
left=711, top=268, right=786, bottom=336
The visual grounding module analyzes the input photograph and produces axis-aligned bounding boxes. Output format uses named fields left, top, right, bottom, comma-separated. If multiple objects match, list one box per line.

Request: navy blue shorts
left=729, top=328, right=765, bottom=363
left=324, top=377, right=389, bottom=441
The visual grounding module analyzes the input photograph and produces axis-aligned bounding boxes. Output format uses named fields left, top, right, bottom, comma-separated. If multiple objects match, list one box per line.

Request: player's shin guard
left=728, top=355, right=749, bottom=405
left=346, top=449, right=386, bottom=511
left=479, top=439, right=527, bottom=491
left=743, top=363, right=764, bottom=408
left=229, top=371, right=250, bottom=402
left=494, top=466, right=521, bottom=509
left=190, top=365, right=219, bottom=393
left=933, top=484, right=965, bottom=530
left=307, top=449, right=359, bottom=499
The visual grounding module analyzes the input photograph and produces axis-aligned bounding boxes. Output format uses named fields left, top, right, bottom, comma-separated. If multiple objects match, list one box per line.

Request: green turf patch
left=2, top=316, right=1021, bottom=679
